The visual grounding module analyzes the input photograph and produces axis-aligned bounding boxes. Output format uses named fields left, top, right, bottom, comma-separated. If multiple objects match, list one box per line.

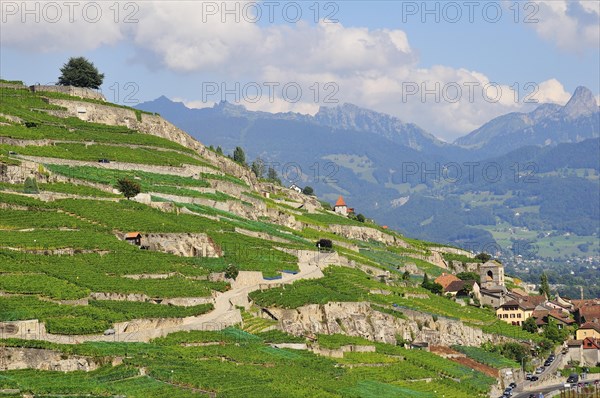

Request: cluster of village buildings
left=434, top=260, right=600, bottom=366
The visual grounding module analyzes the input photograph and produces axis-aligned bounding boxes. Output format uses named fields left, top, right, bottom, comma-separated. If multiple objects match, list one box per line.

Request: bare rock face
left=269, top=302, right=510, bottom=347
left=450, top=261, right=480, bottom=274
left=0, top=348, right=98, bottom=372
left=139, top=233, right=221, bottom=257
left=327, top=225, right=409, bottom=248
left=0, top=160, right=47, bottom=184
left=45, top=99, right=259, bottom=188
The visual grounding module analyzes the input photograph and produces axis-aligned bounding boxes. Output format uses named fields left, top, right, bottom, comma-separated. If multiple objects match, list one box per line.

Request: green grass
left=89, top=300, right=214, bottom=320
left=0, top=208, right=96, bottom=230
left=0, top=273, right=89, bottom=300
left=0, top=328, right=495, bottom=397
left=297, top=211, right=367, bottom=227
left=1, top=143, right=204, bottom=167
left=0, top=295, right=215, bottom=335
left=0, top=88, right=199, bottom=155
left=451, top=345, right=520, bottom=369
left=45, top=164, right=211, bottom=189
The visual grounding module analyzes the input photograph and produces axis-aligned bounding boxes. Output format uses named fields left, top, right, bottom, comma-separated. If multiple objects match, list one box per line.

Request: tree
left=402, top=270, right=411, bottom=281
left=356, top=213, right=366, bottom=223
left=302, top=186, right=314, bottom=196
left=475, top=252, right=491, bottom=262
left=224, top=264, right=239, bottom=280
left=58, top=57, right=104, bottom=89
left=421, top=273, right=442, bottom=294
left=216, top=146, right=223, bottom=155
left=267, top=167, right=281, bottom=184
left=23, top=177, right=39, bottom=194
left=251, top=158, right=265, bottom=178
left=497, top=342, right=529, bottom=363
left=539, top=272, right=551, bottom=299
left=427, top=282, right=443, bottom=294
left=456, top=271, right=479, bottom=281
left=316, top=239, right=333, bottom=250
left=543, top=318, right=568, bottom=343
left=522, top=317, right=538, bottom=334
left=116, top=177, right=141, bottom=200
left=233, top=146, right=246, bottom=165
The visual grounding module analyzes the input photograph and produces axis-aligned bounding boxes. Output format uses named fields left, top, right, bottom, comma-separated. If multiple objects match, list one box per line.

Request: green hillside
left=0, top=84, right=540, bottom=397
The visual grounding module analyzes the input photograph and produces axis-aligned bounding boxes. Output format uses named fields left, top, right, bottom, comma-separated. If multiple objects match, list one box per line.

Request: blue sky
left=1, top=1, right=599, bottom=141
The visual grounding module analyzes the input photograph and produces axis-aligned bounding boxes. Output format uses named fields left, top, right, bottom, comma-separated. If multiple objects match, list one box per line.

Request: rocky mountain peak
left=213, top=100, right=249, bottom=117
left=561, top=86, right=599, bottom=119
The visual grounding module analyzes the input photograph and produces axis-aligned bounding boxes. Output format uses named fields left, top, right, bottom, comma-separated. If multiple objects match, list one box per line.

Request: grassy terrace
left=0, top=295, right=214, bottom=335
left=45, top=165, right=244, bottom=201
left=46, top=164, right=209, bottom=187
left=250, top=266, right=543, bottom=342
left=451, top=345, right=520, bottom=369
left=0, top=329, right=495, bottom=397
left=359, top=247, right=445, bottom=277
left=1, top=142, right=205, bottom=167
left=0, top=181, right=312, bottom=334
left=0, top=88, right=195, bottom=154
left=0, top=181, right=121, bottom=198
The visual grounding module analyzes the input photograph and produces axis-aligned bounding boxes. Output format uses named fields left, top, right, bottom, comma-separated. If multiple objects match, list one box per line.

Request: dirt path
left=430, top=346, right=499, bottom=378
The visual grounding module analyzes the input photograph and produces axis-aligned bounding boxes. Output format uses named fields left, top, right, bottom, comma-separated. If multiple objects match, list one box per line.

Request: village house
left=565, top=337, right=600, bottom=367
left=531, top=307, right=575, bottom=329
left=574, top=302, right=600, bottom=325
left=576, top=322, right=600, bottom=340
left=434, top=273, right=461, bottom=290
left=545, top=294, right=574, bottom=312
left=333, top=196, right=354, bottom=216
left=479, top=286, right=506, bottom=308
left=496, top=299, right=536, bottom=326
left=444, top=279, right=481, bottom=301
left=289, top=184, right=302, bottom=194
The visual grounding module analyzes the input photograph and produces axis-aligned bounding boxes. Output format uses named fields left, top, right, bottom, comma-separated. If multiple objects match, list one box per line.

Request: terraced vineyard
left=0, top=83, right=542, bottom=396
left=0, top=328, right=497, bottom=397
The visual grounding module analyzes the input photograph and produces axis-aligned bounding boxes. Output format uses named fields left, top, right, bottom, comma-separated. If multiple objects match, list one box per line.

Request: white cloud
left=525, top=1, right=600, bottom=52
left=0, top=1, right=125, bottom=52
left=531, top=79, right=572, bottom=105
left=1, top=0, right=591, bottom=141
left=171, top=97, right=214, bottom=110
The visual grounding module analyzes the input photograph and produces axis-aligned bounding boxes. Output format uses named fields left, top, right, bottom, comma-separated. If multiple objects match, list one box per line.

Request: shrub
left=116, top=177, right=141, bottom=199
left=23, top=177, right=39, bottom=194
left=225, top=264, right=239, bottom=280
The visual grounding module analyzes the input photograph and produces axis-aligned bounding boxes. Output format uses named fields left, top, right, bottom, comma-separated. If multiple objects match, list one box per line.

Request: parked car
left=98, top=158, right=110, bottom=163
left=566, top=373, right=579, bottom=383
left=509, top=382, right=517, bottom=389
left=526, top=373, right=533, bottom=380
left=544, top=360, right=552, bottom=367
left=503, top=388, right=512, bottom=397
left=535, top=367, right=545, bottom=374
left=8, top=151, right=17, bottom=155
left=530, top=376, right=539, bottom=382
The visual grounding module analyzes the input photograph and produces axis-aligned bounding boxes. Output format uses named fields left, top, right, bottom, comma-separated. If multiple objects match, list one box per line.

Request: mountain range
left=137, top=86, right=600, bottom=280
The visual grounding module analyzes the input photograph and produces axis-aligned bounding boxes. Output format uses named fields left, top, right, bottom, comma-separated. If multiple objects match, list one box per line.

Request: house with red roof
left=333, top=196, right=354, bottom=216
left=124, top=232, right=142, bottom=246
left=565, top=337, right=600, bottom=367
left=576, top=303, right=600, bottom=325
left=434, top=273, right=461, bottom=290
